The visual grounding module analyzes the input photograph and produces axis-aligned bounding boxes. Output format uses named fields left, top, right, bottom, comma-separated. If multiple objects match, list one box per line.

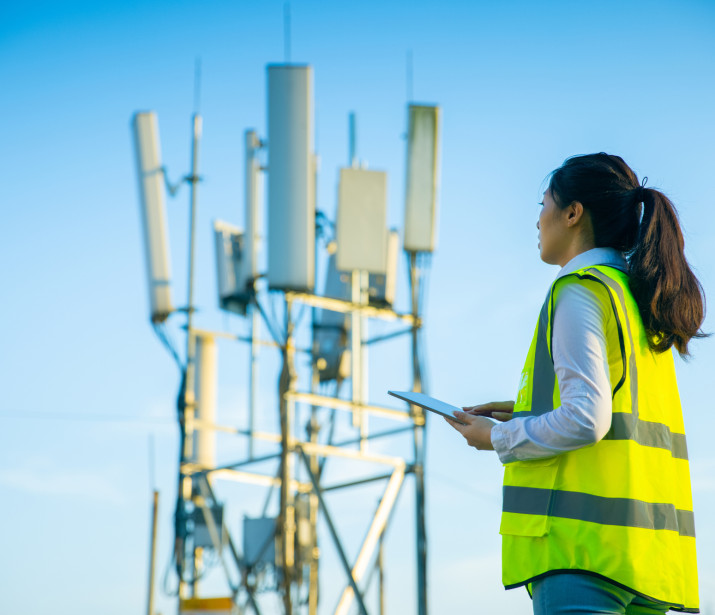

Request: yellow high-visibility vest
left=501, top=265, right=698, bottom=612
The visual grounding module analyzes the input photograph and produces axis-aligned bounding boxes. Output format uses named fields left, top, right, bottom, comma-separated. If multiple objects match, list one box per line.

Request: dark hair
left=548, top=152, right=706, bottom=356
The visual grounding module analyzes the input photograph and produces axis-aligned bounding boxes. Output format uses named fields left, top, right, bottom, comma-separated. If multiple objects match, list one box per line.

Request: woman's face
left=537, top=190, right=571, bottom=265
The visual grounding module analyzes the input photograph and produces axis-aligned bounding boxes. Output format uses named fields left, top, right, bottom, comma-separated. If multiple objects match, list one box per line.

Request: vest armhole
left=549, top=272, right=627, bottom=399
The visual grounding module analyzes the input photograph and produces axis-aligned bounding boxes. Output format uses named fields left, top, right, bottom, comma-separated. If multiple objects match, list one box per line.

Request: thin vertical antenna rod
left=178, top=62, right=204, bottom=599
left=147, top=490, right=159, bottom=615
left=147, top=435, right=158, bottom=615
left=194, top=58, right=202, bottom=113
left=149, top=434, right=156, bottom=491
left=349, top=112, right=357, bottom=167
left=406, top=50, right=414, bottom=103
left=284, top=2, right=291, bottom=63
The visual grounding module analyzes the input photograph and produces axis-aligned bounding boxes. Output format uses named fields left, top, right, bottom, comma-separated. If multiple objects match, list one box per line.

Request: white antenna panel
left=336, top=167, right=388, bottom=274
left=132, top=111, right=173, bottom=322
left=194, top=334, right=217, bottom=468
left=266, top=64, right=315, bottom=292
left=368, top=229, right=399, bottom=306
left=404, top=104, right=440, bottom=253
left=244, top=130, right=261, bottom=285
left=213, top=219, right=248, bottom=315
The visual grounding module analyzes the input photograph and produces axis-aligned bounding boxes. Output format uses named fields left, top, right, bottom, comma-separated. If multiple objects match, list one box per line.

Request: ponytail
left=628, top=188, right=706, bottom=356
left=548, top=153, right=706, bottom=357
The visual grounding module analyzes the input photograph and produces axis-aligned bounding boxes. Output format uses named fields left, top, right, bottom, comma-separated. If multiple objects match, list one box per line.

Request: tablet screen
left=388, top=390, right=467, bottom=425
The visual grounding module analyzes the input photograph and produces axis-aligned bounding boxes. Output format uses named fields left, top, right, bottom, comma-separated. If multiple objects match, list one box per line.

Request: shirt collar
left=556, top=247, right=628, bottom=280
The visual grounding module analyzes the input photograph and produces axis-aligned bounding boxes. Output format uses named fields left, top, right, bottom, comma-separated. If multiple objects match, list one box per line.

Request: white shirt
left=490, top=247, right=628, bottom=464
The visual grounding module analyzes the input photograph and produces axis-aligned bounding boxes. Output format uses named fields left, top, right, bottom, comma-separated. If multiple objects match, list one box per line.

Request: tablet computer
left=388, top=390, right=468, bottom=425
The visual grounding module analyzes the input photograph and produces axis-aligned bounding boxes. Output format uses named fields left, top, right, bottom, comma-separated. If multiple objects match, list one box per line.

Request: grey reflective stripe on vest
left=609, top=413, right=689, bottom=460
left=530, top=295, right=555, bottom=415
left=503, top=485, right=696, bottom=538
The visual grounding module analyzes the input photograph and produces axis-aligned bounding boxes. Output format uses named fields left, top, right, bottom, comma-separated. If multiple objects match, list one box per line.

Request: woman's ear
left=566, top=201, right=585, bottom=227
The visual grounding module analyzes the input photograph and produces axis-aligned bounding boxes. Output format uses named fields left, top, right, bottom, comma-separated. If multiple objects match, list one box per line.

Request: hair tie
left=635, top=176, right=648, bottom=203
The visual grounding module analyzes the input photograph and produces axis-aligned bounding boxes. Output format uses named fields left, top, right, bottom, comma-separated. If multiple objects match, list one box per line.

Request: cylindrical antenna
left=284, top=2, right=291, bottom=63
left=349, top=112, right=357, bottom=167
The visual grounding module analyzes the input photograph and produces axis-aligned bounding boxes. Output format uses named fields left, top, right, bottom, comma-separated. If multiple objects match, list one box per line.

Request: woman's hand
left=444, top=412, right=497, bottom=450
left=462, top=400, right=514, bottom=422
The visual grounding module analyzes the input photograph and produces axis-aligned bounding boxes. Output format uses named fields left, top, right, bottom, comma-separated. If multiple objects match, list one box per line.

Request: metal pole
left=409, top=251, right=428, bottom=615
left=361, top=270, right=369, bottom=448
left=177, top=111, right=203, bottom=602
left=378, top=532, right=385, bottom=615
left=249, top=304, right=259, bottom=459
left=279, top=298, right=296, bottom=614
left=185, top=113, right=202, bottom=402
left=308, top=153, right=321, bottom=615
left=192, top=547, right=203, bottom=596
left=308, top=355, right=320, bottom=614
left=245, top=129, right=261, bottom=461
left=351, top=270, right=368, bottom=449
left=147, top=490, right=159, bottom=615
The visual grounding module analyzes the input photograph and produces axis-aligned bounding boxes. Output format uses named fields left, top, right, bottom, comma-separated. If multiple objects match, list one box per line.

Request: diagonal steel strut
left=297, top=447, right=370, bottom=615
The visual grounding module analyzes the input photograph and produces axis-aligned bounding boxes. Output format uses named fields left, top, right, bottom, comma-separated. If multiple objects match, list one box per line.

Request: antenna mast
left=284, top=2, right=291, bottom=63
left=132, top=52, right=441, bottom=615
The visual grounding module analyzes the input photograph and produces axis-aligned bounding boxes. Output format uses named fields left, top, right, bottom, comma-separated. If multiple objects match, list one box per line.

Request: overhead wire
left=0, top=410, right=174, bottom=423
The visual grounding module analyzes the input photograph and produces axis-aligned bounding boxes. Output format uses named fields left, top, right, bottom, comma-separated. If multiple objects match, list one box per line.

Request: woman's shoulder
left=551, top=273, right=612, bottom=322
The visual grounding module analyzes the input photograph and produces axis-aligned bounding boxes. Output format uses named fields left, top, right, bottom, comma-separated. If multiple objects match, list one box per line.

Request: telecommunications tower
left=132, top=62, right=441, bottom=615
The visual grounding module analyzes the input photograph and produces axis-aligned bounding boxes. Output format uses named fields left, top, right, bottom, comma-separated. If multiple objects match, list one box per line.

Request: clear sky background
left=2, top=1, right=715, bottom=614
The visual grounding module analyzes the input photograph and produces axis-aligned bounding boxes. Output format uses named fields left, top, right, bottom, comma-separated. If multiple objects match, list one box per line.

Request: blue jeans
left=532, top=573, right=671, bottom=615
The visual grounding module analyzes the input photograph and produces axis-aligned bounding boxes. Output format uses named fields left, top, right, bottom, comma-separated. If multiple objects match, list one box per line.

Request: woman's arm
left=488, top=281, right=614, bottom=463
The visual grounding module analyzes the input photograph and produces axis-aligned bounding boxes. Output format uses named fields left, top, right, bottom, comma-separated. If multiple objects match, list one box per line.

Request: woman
left=447, top=153, right=704, bottom=614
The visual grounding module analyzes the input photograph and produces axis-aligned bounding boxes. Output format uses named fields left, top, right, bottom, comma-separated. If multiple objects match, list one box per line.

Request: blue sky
left=2, top=1, right=715, bottom=613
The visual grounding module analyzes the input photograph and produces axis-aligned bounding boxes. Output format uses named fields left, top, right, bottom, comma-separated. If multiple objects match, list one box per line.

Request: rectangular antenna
left=244, top=130, right=261, bottom=288
left=368, top=229, right=399, bottom=306
left=132, top=111, right=173, bottom=322
left=404, top=104, right=440, bottom=253
left=213, top=219, right=248, bottom=315
left=266, top=64, right=315, bottom=292
left=336, top=167, right=388, bottom=274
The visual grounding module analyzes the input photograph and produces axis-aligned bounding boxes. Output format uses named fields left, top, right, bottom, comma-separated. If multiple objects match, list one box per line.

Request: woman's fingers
left=444, top=415, right=465, bottom=432
left=491, top=411, right=513, bottom=422
left=462, top=401, right=515, bottom=416
left=445, top=410, right=477, bottom=430
left=445, top=413, right=496, bottom=450
left=449, top=410, right=472, bottom=425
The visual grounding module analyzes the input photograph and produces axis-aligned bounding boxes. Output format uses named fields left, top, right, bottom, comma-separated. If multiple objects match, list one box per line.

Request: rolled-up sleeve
left=491, top=282, right=614, bottom=464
